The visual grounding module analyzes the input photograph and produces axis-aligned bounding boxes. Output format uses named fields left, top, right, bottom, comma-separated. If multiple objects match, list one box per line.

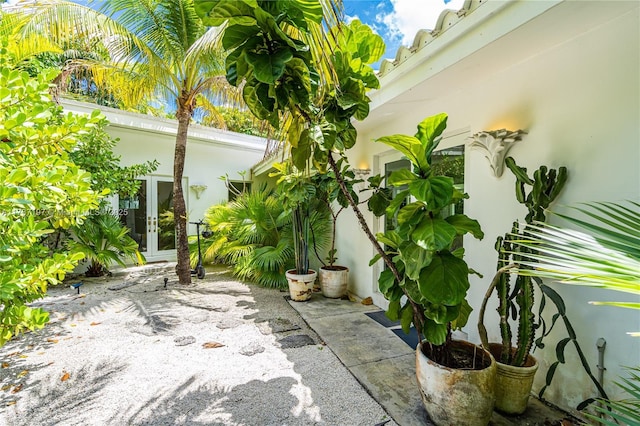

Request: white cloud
left=378, top=0, right=466, bottom=47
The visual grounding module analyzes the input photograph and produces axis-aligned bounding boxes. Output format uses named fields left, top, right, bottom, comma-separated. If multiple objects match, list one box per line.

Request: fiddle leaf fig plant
left=371, top=113, right=484, bottom=364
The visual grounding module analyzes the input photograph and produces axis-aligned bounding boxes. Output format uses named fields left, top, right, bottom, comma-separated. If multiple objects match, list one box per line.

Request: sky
left=343, top=0, right=465, bottom=65
left=4, top=0, right=465, bottom=67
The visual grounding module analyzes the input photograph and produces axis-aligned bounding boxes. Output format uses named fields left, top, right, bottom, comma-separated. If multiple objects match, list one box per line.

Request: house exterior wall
left=62, top=100, right=267, bottom=260
left=342, top=0, right=639, bottom=414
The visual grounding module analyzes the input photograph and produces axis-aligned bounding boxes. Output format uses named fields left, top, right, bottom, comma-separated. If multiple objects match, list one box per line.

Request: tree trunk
left=174, top=108, right=191, bottom=284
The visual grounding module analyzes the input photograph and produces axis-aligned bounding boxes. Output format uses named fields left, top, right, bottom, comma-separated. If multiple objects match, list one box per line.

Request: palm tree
left=4, top=0, right=248, bottom=283
left=4, top=0, right=346, bottom=284
left=512, top=200, right=640, bottom=424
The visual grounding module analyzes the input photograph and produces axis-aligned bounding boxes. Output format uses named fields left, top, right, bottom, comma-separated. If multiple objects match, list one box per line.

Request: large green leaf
left=418, top=252, right=470, bottom=306
left=408, top=176, right=453, bottom=211
left=415, top=113, right=447, bottom=162
left=222, top=24, right=260, bottom=51
left=246, top=46, right=294, bottom=84
left=399, top=242, right=432, bottom=281
left=423, top=319, right=448, bottom=345
left=446, top=214, right=484, bottom=239
left=388, top=169, right=417, bottom=187
left=195, top=0, right=258, bottom=26
left=378, top=268, right=396, bottom=295
left=376, top=134, right=428, bottom=173
left=411, top=217, right=457, bottom=251
left=291, top=129, right=312, bottom=170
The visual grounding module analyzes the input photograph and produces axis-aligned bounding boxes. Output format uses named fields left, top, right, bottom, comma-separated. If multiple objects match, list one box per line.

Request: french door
left=120, top=176, right=177, bottom=261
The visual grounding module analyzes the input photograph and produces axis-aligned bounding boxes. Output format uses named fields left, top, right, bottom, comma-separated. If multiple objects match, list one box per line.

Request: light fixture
left=352, top=168, right=371, bottom=178
left=468, top=129, right=527, bottom=177
left=190, top=184, right=208, bottom=200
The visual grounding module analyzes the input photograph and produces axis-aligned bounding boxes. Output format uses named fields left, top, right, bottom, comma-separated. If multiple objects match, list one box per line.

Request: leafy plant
left=311, top=160, right=362, bottom=267
left=369, top=113, right=485, bottom=366
left=478, top=158, right=568, bottom=366
left=68, top=213, right=143, bottom=277
left=512, top=201, right=639, bottom=419
left=0, top=51, right=101, bottom=345
left=202, top=184, right=329, bottom=288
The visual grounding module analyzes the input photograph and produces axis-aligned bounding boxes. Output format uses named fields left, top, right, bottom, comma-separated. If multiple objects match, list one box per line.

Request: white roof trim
left=60, top=99, right=268, bottom=153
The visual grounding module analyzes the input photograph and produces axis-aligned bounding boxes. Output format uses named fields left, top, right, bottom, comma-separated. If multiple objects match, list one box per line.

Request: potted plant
left=369, top=113, right=495, bottom=426
left=510, top=200, right=639, bottom=424
left=271, top=161, right=319, bottom=301
left=311, top=160, right=362, bottom=298
left=477, top=158, right=567, bottom=414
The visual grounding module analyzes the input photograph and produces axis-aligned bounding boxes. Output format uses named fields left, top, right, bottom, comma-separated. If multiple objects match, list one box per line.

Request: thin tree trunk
left=174, top=107, right=191, bottom=284
left=327, top=154, right=424, bottom=336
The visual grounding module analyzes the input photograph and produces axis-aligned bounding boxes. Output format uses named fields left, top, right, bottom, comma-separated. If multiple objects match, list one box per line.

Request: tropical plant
left=513, top=201, right=640, bottom=314
left=201, top=184, right=330, bottom=288
left=68, top=213, right=142, bottom=277
left=0, top=51, right=101, bottom=345
left=369, top=113, right=485, bottom=366
left=512, top=200, right=639, bottom=422
left=70, top=123, right=158, bottom=199
left=8, top=0, right=253, bottom=284
left=311, top=159, right=361, bottom=268
left=478, top=158, right=568, bottom=367
left=270, top=161, right=318, bottom=275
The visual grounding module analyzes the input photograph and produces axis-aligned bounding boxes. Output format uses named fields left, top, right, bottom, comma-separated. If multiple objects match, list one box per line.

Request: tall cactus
left=495, top=157, right=567, bottom=366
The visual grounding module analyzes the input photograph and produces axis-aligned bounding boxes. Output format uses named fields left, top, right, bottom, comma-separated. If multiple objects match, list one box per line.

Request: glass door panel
left=156, top=180, right=175, bottom=251
left=119, top=179, right=147, bottom=253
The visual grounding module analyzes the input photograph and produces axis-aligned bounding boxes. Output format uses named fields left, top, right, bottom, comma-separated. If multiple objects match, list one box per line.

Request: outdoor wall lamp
left=352, top=168, right=371, bottom=178
left=190, top=184, right=208, bottom=200
left=468, top=129, right=527, bottom=177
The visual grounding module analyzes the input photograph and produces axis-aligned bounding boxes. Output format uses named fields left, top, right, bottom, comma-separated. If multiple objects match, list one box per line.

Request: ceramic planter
left=488, top=343, right=539, bottom=415
left=285, top=269, right=317, bottom=302
left=319, top=266, right=349, bottom=298
left=416, top=340, right=497, bottom=426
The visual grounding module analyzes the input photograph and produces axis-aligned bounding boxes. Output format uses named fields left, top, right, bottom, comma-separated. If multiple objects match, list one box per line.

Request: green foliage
left=0, top=53, right=101, bottom=345
left=494, top=158, right=567, bottom=366
left=67, top=213, right=142, bottom=277
left=370, top=113, right=484, bottom=359
left=311, top=160, right=362, bottom=267
left=69, top=123, right=158, bottom=199
left=205, top=106, right=271, bottom=137
left=584, top=367, right=640, bottom=425
left=201, top=185, right=330, bottom=288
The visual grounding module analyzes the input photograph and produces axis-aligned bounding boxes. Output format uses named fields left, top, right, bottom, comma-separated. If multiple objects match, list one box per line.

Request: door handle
left=152, top=217, right=157, bottom=233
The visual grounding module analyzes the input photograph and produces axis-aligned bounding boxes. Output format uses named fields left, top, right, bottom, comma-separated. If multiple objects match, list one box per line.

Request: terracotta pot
left=285, top=269, right=317, bottom=302
left=319, top=266, right=349, bottom=298
left=416, top=340, right=496, bottom=426
left=488, top=343, right=539, bottom=415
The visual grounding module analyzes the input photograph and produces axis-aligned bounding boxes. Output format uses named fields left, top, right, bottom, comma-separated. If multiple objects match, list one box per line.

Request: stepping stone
left=277, top=334, right=315, bottom=349
left=239, top=342, right=265, bottom=356
left=174, top=336, right=196, bottom=346
left=256, top=318, right=301, bottom=335
left=216, top=318, right=242, bottom=329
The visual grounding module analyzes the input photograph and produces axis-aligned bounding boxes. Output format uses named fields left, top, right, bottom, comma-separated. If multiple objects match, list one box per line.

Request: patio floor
left=288, top=292, right=581, bottom=426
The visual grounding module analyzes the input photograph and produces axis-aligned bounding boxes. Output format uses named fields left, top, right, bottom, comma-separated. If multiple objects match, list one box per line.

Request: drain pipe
left=596, top=338, right=606, bottom=418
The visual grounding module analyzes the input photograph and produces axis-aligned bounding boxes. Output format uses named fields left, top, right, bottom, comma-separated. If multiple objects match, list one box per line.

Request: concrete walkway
left=289, top=293, right=577, bottom=426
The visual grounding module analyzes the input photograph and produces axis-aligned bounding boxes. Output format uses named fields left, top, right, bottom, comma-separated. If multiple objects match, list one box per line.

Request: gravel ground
left=0, top=265, right=395, bottom=426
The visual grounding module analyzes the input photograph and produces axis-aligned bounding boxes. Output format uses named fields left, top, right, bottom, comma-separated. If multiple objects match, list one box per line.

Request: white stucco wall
left=342, top=0, right=639, bottom=414
left=62, top=100, right=267, bottom=260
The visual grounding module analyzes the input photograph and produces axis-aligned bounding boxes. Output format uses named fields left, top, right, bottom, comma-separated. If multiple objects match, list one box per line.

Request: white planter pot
left=416, top=340, right=496, bottom=426
left=285, top=269, right=317, bottom=302
left=319, top=266, right=349, bottom=298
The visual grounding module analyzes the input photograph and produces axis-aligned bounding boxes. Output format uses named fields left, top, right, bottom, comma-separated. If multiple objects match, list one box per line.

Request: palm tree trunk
left=174, top=107, right=191, bottom=284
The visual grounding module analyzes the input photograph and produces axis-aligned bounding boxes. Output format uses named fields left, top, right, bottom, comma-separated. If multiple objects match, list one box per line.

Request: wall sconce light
left=468, top=129, right=527, bottom=177
left=190, top=184, right=208, bottom=200
left=352, top=168, right=371, bottom=179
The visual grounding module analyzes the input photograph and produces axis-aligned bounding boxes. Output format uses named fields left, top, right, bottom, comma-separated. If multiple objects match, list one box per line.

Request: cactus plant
left=482, top=157, right=567, bottom=367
